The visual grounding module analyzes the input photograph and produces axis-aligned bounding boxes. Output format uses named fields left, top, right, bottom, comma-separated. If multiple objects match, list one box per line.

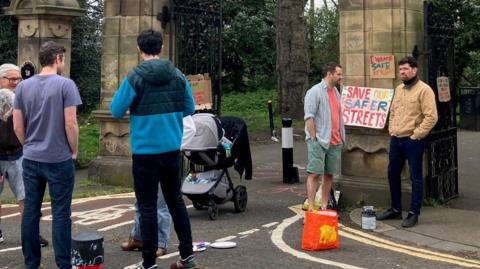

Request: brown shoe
left=120, top=237, right=143, bottom=251
left=156, top=247, right=167, bottom=257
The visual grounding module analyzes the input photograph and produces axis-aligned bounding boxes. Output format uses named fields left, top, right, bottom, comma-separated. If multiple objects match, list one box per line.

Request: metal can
left=361, top=206, right=376, bottom=230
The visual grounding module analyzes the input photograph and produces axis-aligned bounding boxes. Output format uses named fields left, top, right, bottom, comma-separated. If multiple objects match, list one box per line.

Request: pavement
left=0, top=129, right=479, bottom=268
left=252, top=129, right=480, bottom=258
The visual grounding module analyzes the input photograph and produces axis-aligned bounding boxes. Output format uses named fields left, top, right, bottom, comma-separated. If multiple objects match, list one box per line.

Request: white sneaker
left=123, top=261, right=158, bottom=269
left=0, top=230, right=4, bottom=243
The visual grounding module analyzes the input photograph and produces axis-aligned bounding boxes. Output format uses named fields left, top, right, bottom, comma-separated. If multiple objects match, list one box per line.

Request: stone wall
left=89, top=0, right=173, bottom=186
left=338, top=0, right=425, bottom=206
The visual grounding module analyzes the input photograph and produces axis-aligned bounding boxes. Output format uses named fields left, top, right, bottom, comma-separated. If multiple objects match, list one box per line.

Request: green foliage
left=428, top=0, right=480, bottom=86
left=222, top=89, right=277, bottom=132
left=462, top=51, right=480, bottom=86
left=77, top=115, right=99, bottom=168
left=222, top=89, right=303, bottom=133
left=71, top=0, right=103, bottom=113
left=222, top=0, right=277, bottom=92
left=307, top=5, right=339, bottom=84
left=423, top=197, right=441, bottom=207
left=0, top=0, right=17, bottom=64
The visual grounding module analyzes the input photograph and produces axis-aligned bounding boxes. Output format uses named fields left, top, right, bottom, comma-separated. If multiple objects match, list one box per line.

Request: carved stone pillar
left=5, top=0, right=85, bottom=77
left=338, top=0, right=425, bottom=206
left=88, top=0, right=173, bottom=186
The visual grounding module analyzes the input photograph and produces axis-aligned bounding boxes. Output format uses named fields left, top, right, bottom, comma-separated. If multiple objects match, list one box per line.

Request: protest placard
left=341, top=86, right=394, bottom=129
left=436, top=76, right=451, bottom=102
left=187, top=73, right=212, bottom=110
left=370, top=55, right=395, bottom=78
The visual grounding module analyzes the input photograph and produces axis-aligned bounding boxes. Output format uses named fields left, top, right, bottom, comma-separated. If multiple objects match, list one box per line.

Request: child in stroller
left=181, top=113, right=250, bottom=220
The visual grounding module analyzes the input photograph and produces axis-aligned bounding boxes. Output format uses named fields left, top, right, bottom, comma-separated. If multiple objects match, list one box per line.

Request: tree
left=70, top=0, right=103, bottom=113
left=0, top=0, right=18, bottom=64
left=427, top=0, right=480, bottom=87
left=308, top=4, right=339, bottom=83
left=222, top=0, right=277, bottom=92
left=276, top=0, right=309, bottom=119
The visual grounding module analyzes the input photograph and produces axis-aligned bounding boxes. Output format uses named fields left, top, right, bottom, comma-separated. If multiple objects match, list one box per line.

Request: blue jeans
left=21, top=159, right=75, bottom=269
left=132, top=151, right=193, bottom=268
left=388, top=137, right=426, bottom=215
left=131, top=183, right=172, bottom=249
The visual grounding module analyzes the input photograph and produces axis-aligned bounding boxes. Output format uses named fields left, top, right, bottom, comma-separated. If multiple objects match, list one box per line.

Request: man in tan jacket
left=377, top=56, right=438, bottom=228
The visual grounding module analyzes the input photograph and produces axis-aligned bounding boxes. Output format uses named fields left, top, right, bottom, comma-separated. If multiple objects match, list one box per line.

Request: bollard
left=267, top=100, right=278, bottom=142
left=72, top=232, right=104, bottom=269
left=282, top=118, right=295, bottom=184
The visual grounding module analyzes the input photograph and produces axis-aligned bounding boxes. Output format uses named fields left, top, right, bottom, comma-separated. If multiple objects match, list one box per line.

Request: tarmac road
left=1, top=168, right=479, bottom=269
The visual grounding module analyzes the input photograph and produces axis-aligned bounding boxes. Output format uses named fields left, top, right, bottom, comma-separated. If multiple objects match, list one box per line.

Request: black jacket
left=221, top=116, right=252, bottom=180
left=0, top=115, right=22, bottom=158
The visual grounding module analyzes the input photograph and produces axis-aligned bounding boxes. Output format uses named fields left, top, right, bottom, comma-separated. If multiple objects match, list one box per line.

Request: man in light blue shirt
left=304, top=63, right=345, bottom=211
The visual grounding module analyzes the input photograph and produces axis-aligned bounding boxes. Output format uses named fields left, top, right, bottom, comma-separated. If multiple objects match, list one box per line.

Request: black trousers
left=132, top=151, right=193, bottom=266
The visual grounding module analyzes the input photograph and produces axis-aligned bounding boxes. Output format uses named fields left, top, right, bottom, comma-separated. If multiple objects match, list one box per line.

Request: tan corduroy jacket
left=388, top=79, right=438, bottom=139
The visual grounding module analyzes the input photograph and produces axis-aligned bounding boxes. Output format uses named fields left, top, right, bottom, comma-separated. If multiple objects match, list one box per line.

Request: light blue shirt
left=304, top=80, right=345, bottom=149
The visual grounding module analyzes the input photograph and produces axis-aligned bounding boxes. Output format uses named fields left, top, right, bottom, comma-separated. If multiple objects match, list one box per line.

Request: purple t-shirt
left=13, top=74, right=82, bottom=163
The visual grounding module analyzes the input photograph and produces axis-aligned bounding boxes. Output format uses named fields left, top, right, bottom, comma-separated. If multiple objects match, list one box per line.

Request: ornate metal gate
left=423, top=1, right=458, bottom=202
left=168, top=0, right=223, bottom=114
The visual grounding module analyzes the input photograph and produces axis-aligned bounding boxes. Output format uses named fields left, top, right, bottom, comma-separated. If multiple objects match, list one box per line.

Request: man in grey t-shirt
left=13, top=41, right=82, bottom=269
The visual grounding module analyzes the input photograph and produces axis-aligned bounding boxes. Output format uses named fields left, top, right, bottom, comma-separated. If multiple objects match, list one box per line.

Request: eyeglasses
left=1, top=77, right=22, bottom=83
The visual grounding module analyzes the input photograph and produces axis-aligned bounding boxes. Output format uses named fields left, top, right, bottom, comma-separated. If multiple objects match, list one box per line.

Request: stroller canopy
left=183, top=113, right=223, bottom=151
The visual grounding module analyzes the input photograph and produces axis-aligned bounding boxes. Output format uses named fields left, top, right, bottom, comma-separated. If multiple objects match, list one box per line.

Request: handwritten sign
left=436, top=76, right=451, bottom=102
left=187, top=73, right=213, bottom=110
left=341, top=86, right=394, bottom=129
left=370, top=55, right=395, bottom=78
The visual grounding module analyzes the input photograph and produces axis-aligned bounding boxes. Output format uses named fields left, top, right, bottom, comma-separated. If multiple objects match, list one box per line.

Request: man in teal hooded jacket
left=111, top=29, right=197, bottom=269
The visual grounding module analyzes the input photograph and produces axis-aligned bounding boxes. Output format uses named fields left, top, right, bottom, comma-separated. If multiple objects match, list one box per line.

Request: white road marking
left=283, top=205, right=480, bottom=268
left=3, top=206, right=52, bottom=219
left=98, top=220, right=135, bottom=232
left=262, top=222, right=279, bottom=228
left=0, top=205, right=194, bottom=254
left=2, top=193, right=135, bottom=220
left=0, top=246, right=22, bottom=253
left=43, top=204, right=135, bottom=225
left=215, top=235, right=237, bottom=242
left=238, top=228, right=259, bottom=235
left=271, top=214, right=365, bottom=269
left=239, top=235, right=249, bottom=239
left=96, top=205, right=193, bottom=232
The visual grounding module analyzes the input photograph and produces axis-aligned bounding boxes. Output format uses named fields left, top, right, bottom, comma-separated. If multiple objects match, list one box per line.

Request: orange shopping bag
left=301, top=209, right=339, bottom=251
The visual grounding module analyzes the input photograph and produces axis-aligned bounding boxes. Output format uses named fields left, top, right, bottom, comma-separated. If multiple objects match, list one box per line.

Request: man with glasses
left=0, top=63, right=48, bottom=248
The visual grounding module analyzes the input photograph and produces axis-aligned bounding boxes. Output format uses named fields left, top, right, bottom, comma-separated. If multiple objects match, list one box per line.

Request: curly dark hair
left=137, top=29, right=163, bottom=55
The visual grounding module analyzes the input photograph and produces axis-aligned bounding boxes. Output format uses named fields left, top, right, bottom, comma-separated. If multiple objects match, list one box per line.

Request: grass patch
left=77, top=115, right=100, bottom=168
left=222, top=89, right=304, bottom=134
left=423, top=197, right=442, bottom=207
left=72, top=89, right=299, bottom=166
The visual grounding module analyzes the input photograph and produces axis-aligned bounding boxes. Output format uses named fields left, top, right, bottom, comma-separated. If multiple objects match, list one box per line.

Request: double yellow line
left=291, top=205, right=480, bottom=268
left=339, top=224, right=480, bottom=268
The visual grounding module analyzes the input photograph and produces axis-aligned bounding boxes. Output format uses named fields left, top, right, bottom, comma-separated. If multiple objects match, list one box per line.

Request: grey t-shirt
left=14, top=74, right=82, bottom=163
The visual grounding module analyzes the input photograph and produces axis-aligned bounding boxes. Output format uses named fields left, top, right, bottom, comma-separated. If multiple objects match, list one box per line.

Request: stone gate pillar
left=4, top=0, right=85, bottom=77
left=88, top=0, right=174, bottom=186
left=338, top=0, right=425, bottom=206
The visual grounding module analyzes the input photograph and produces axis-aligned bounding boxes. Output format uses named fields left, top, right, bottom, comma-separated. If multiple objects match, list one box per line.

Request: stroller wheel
left=208, top=204, right=218, bottom=220
left=192, top=201, right=204, bottom=210
left=233, top=185, right=248, bottom=213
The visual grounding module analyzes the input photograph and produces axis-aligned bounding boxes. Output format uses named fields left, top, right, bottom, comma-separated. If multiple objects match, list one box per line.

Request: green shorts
left=307, top=140, right=342, bottom=175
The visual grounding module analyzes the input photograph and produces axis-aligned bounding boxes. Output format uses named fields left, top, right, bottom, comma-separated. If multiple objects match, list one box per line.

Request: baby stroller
left=181, top=113, right=249, bottom=220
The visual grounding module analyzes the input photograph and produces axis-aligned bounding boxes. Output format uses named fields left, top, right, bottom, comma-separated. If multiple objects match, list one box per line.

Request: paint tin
left=71, top=232, right=104, bottom=269
left=361, top=206, right=376, bottom=230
